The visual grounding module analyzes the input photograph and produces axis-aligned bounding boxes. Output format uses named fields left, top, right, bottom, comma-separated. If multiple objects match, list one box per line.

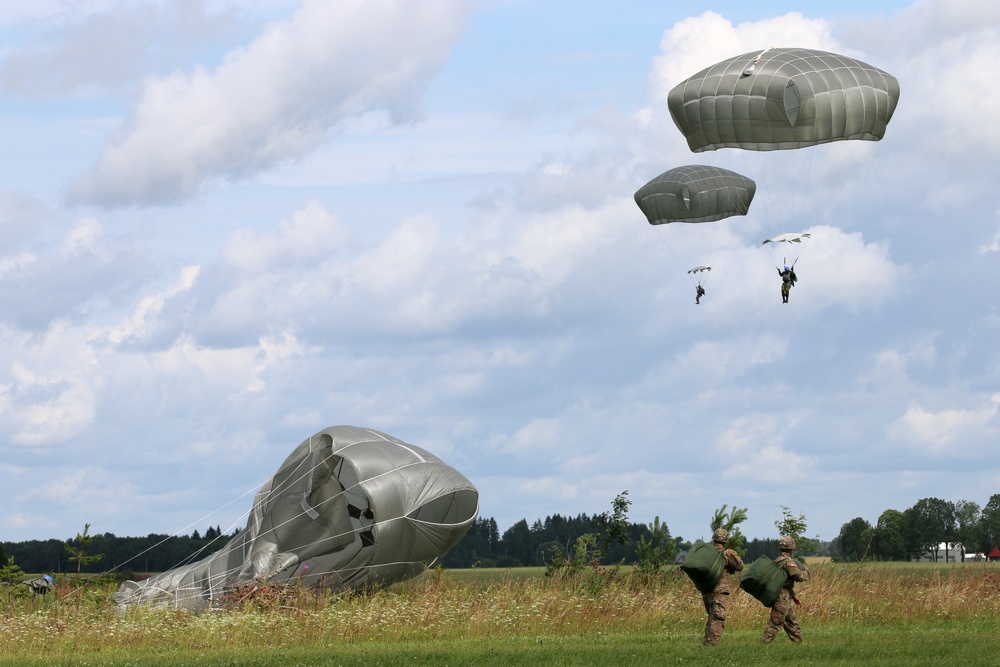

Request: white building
left=916, top=542, right=965, bottom=563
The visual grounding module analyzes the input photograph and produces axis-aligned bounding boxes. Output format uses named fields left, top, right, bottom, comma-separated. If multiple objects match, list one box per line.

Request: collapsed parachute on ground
left=115, top=426, right=479, bottom=610
left=634, top=165, right=756, bottom=225
left=667, top=47, right=900, bottom=153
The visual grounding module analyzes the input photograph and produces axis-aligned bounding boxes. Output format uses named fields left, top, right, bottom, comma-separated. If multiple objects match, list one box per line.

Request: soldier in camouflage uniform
left=761, top=536, right=810, bottom=644
left=702, top=528, right=744, bottom=646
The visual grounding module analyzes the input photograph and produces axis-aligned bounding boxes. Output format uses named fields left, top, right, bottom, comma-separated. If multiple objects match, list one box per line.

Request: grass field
left=3, top=562, right=999, bottom=666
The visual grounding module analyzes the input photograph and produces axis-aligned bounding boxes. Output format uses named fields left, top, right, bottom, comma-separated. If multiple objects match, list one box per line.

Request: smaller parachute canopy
left=688, top=265, right=712, bottom=274
left=634, top=165, right=756, bottom=225
left=763, top=232, right=811, bottom=245
left=668, top=47, right=900, bottom=153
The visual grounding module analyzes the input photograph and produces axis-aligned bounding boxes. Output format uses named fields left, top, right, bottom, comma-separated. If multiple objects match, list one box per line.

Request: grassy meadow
left=2, top=562, right=1000, bottom=666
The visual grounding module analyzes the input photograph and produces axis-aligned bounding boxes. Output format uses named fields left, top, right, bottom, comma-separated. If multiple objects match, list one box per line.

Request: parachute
left=762, top=232, right=811, bottom=267
left=667, top=47, right=900, bottom=153
left=115, top=426, right=479, bottom=610
left=634, top=165, right=756, bottom=226
left=666, top=47, right=899, bottom=276
left=634, top=165, right=756, bottom=293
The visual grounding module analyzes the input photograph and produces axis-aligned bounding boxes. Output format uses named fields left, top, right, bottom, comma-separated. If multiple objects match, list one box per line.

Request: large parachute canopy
left=667, top=47, right=900, bottom=153
left=634, top=164, right=756, bottom=225
left=115, top=426, right=479, bottom=610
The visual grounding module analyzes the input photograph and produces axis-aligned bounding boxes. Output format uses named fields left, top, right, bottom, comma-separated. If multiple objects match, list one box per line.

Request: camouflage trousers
left=701, top=590, right=729, bottom=645
left=781, top=282, right=791, bottom=299
left=761, top=589, right=803, bottom=643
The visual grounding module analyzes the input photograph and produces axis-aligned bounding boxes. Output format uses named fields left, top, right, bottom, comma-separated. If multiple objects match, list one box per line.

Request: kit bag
left=739, top=555, right=789, bottom=607
left=679, top=540, right=724, bottom=593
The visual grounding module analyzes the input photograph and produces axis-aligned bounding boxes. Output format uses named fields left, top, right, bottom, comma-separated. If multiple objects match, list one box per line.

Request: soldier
left=778, top=266, right=797, bottom=303
left=702, top=528, right=744, bottom=645
left=761, top=536, right=810, bottom=644
left=695, top=284, right=706, bottom=305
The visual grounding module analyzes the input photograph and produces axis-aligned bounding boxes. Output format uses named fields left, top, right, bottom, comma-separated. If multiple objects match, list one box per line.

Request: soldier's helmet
left=711, top=528, right=729, bottom=545
left=778, top=536, right=796, bottom=551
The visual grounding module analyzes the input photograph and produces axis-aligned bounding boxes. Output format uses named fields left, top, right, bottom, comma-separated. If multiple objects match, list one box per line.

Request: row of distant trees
left=27, top=493, right=997, bottom=575
left=831, top=495, right=1000, bottom=562
left=4, top=496, right=815, bottom=576
left=2, top=526, right=235, bottom=576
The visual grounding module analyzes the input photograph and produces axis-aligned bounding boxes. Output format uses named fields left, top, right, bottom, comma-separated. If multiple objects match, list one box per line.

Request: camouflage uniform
left=761, top=537, right=810, bottom=644
left=702, top=529, right=744, bottom=646
left=778, top=268, right=796, bottom=303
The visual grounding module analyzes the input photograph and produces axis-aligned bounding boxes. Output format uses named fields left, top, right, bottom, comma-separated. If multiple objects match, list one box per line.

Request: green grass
left=3, top=563, right=1000, bottom=666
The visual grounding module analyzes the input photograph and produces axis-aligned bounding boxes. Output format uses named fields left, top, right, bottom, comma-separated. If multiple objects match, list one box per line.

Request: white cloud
left=648, top=11, right=838, bottom=112
left=887, top=394, right=1000, bottom=454
left=69, top=0, right=473, bottom=205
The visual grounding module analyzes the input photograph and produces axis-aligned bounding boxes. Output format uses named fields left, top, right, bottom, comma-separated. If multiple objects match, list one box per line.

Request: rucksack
left=739, top=555, right=789, bottom=607
left=679, top=540, right=724, bottom=593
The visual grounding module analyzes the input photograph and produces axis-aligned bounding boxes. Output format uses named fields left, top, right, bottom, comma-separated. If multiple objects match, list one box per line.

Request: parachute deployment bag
left=679, top=540, right=724, bottom=593
left=740, top=556, right=789, bottom=607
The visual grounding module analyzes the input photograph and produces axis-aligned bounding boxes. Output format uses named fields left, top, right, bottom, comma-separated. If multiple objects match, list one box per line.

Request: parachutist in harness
left=778, top=265, right=797, bottom=303
left=696, top=284, right=706, bottom=305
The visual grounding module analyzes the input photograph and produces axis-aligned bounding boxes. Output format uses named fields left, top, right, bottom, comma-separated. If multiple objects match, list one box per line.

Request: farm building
left=915, top=542, right=965, bottom=563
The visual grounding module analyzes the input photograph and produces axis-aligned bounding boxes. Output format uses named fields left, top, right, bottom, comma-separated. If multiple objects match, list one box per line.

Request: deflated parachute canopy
left=667, top=47, right=900, bottom=153
left=115, top=426, right=479, bottom=610
left=634, top=165, right=756, bottom=225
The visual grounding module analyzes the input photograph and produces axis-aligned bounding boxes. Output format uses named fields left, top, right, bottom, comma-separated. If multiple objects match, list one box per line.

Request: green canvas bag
left=679, top=539, right=724, bottom=593
left=739, top=555, right=789, bottom=607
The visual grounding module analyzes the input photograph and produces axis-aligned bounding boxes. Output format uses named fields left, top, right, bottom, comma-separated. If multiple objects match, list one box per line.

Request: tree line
left=832, top=495, right=1000, bottom=562
left=2, top=526, right=235, bottom=576
left=32, top=491, right=998, bottom=576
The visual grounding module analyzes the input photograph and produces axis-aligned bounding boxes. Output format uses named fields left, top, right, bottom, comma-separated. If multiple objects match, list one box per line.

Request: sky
left=1, top=0, right=999, bottom=551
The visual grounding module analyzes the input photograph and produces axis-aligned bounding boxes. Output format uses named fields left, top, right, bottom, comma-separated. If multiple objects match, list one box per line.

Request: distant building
left=988, top=547, right=1000, bottom=561
left=915, top=542, right=965, bottom=563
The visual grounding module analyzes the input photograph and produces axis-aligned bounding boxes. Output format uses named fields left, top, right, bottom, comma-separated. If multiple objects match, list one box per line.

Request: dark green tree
left=833, top=517, right=873, bottom=562
left=903, top=497, right=956, bottom=560
left=871, top=509, right=907, bottom=560
left=980, top=494, right=1000, bottom=553
left=953, top=499, right=982, bottom=554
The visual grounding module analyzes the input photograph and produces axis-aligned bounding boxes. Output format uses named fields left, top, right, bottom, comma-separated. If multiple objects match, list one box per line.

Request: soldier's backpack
left=739, top=555, right=789, bottom=607
left=679, top=539, right=724, bottom=593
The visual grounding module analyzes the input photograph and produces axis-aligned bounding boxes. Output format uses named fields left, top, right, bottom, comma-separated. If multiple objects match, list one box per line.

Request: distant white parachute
left=115, top=426, right=479, bottom=610
left=762, top=232, right=811, bottom=268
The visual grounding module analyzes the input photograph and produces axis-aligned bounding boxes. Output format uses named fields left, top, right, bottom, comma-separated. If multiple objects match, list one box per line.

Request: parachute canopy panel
left=667, top=47, right=900, bottom=152
left=634, top=164, right=756, bottom=225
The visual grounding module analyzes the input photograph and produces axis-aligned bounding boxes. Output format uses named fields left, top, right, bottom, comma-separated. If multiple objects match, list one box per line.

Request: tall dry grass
left=2, top=562, right=1000, bottom=658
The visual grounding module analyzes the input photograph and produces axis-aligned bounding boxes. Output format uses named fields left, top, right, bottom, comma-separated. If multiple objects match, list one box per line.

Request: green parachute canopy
left=634, top=164, right=756, bottom=225
left=667, top=47, right=900, bottom=153
left=115, top=426, right=479, bottom=610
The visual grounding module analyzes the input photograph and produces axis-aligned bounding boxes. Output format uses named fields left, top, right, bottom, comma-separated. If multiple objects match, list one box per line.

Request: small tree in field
left=65, top=523, right=104, bottom=576
left=635, top=516, right=677, bottom=572
left=0, top=555, right=24, bottom=584
left=711, top=504, right=749, bottom=556
left=774, top=506, right=820, bottom=555
left=545, top=491, right=631, bottom=576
